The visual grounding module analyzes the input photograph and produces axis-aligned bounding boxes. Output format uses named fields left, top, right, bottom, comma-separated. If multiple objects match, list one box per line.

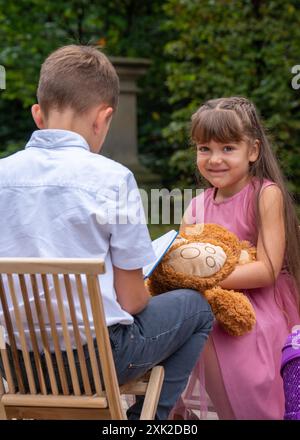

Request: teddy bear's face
left=148, top=224, right=256, bottom=294
left=167, top=242, right=227, bottom=277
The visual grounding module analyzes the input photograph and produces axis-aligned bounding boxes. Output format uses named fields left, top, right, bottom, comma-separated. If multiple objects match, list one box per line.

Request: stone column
left=101, top=57, right=160, bottom=187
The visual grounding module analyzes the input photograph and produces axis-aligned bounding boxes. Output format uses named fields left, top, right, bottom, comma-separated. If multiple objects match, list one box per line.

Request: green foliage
left=0, top=0, right=299, bottom=196
left=0, top=0, right=171, bottom=182
left=163, top=0, right=300, bottom=194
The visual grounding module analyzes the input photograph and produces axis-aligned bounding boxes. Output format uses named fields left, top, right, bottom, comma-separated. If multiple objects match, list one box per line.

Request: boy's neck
left=42, top=107, right=102, bottom=152
left=45, top=109, right=89, bottom=139
left=32, top=103, right=113, bottom=154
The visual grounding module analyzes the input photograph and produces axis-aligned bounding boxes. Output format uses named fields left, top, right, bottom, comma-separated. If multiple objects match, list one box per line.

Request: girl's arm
left=220, top=185, right=285, bottom=290
left=180, top=215, right=190, bottom=234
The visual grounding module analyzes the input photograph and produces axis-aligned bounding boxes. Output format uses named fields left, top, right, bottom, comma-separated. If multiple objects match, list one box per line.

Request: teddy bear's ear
left=181, top=224, right=205, bottom=238
left=239, top=240, right=256, bottom=263
left=239, top=249, right=253, bottom=264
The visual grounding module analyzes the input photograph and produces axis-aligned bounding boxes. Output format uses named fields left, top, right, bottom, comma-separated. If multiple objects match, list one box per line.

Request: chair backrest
left=0, top=258, right=126, bottom=419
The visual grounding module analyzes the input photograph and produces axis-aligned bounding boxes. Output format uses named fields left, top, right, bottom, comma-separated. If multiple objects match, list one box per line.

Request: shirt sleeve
left=109, top=172, right=156, bottom=270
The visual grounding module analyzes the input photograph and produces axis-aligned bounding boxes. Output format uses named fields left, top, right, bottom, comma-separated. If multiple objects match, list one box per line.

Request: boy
left=0, top=45, right=213, bottom=419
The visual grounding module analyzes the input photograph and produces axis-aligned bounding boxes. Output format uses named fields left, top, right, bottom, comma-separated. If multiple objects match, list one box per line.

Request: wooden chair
left=0, top=258, right=164, bottom=420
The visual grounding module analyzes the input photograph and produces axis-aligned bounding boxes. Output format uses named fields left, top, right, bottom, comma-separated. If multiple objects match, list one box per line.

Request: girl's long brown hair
left=191, top=96, right=300, bottom=300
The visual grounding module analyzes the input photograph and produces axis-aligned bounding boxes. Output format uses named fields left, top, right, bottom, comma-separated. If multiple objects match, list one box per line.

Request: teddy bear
left=147, top=224, right=257, bottom=336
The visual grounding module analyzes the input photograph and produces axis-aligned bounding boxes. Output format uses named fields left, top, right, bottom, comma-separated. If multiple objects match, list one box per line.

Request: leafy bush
left=163, top=0, right=300, bottom=194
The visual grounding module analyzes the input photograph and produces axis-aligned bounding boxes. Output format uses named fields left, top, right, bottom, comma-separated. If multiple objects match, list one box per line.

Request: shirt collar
left=25, top=129, right=90, bottom=151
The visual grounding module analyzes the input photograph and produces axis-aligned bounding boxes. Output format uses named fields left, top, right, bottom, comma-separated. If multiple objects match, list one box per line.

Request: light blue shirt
left=0, top=129, right=155, bottom=346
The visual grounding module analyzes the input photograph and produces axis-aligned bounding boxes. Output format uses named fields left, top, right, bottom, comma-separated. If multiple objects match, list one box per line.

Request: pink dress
left=178, top=179, right=300, bottom=420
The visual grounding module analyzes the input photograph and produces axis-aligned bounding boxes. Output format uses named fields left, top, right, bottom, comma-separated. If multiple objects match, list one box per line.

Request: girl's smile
left=207, top=169, right=229, bottom=174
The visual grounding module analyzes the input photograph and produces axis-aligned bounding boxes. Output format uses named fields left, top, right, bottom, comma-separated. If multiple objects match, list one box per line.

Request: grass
left=148, top=223, right=178, bottom=240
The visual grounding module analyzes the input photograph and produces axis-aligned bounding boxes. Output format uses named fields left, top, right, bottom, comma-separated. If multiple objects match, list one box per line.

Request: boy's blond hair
left=37, top=45, right=119, bottom=117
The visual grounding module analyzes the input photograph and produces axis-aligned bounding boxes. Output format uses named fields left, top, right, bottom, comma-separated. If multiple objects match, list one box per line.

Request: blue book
left=143, top=229, right=178, bottom=279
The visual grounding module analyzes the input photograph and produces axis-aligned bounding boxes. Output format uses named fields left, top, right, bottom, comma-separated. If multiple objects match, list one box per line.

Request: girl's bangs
left=192, top=109, right=244, bottom=144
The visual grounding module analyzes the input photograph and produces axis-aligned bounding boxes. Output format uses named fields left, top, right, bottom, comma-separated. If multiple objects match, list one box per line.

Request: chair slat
left=30, top=274, right=59, bottom=395
left=0, top=319, right=14, bottom=394
left=5, top=405, right=111, bottom=420
left=0, top=275, right=25, bottom=393
left=52, top=275, right=80, bottom=396
left=7, top=274, right=37, bottom=394
left=75, top=274, right=103, bottom=395
left=63, top=275, right=91, bottom=395
left=2, top=393, right=107, bottom=408
left=0, top=259, right=105, bottom=275
left=18, top=275, right=47, bottom=395
left=0, top=349, right=15, bottom=393
left=41, top=274, right=69, bottom=395
left=0, top=368, right=4, bottom=395
left=140, top=366, right=165, bottom=420
left=86, top=275, right=125, bottom=420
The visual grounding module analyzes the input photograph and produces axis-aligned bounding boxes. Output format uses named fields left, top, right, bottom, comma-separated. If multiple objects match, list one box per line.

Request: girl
left=175, top=96, right=300, bottom=420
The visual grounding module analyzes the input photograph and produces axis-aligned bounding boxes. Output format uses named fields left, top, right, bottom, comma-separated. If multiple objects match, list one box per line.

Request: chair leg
left=0, top=400, right=7, bottom=420
left=140, top=366, right=164, bottom=420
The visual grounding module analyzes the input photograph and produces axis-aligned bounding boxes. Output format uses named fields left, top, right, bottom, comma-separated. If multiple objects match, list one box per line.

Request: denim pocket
left=127, top=361, right=152, bottom=369
left=121, top=361, right=153, bottom=383
left=108, top=323, right=122, bottom=351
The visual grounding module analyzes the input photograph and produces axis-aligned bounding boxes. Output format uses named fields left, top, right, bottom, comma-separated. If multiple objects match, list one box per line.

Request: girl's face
left=196, top=139, right=259, bottom=197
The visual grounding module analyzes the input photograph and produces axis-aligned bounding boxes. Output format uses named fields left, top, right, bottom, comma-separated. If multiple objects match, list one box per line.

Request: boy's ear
left=249, top=139, right=260, bottom=163
left=104, top=106, right=114, bottom=123
left=31, top=104, right=45, bottom=129
left=93, top=105, right=113, bottom=134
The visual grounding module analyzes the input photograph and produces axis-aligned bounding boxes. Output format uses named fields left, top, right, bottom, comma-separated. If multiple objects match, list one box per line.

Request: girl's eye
left=197, top=146, right=209, bottom=152
left=223, top=146, right=234, bottom=152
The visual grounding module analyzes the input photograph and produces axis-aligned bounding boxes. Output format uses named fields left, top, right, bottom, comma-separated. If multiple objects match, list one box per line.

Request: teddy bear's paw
left=173, top=236, right=188, bottom=245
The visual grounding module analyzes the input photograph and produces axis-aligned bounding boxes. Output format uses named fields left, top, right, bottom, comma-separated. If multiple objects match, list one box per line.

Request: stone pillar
left=101, top=57, right=160, bottom=187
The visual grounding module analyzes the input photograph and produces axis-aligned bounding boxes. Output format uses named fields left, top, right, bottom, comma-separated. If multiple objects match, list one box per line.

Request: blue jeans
left=110, top=289, right=213, bottom=419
